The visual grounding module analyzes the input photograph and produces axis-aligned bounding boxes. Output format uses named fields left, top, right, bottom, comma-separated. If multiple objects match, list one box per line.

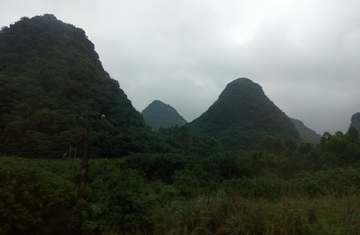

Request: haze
left=1, top=0, right=359, bottom=134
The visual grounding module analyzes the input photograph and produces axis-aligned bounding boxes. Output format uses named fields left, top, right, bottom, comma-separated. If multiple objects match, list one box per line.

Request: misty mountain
left=290, top=118, right=321, bottom=143
left=141, top=100, right=187, bottom=131
left=350, top=112, right=360, bottom=132
left=0, top=14, right=168, bottom=157
left=186, top=78, right=300, bottom=150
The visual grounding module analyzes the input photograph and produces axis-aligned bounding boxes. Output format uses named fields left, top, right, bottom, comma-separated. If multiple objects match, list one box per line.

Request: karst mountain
left=350, top=112, right=360, bottom=132
left=0, top=14, right=168, bottom=157
left=186, top=78, right=300, bottom=150
left=141, top=100, right=187, bottom=131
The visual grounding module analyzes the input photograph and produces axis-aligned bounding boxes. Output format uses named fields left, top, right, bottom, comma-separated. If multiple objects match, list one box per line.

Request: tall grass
left=148, top=192, right=360, bottom=235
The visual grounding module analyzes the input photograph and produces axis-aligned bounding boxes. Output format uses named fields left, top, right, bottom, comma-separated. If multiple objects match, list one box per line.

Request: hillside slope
left=186, top=78, right=299, bottom=150
left=0, top=14, right=167, bottom=157
left=290, top=118, right=321, bottom=143
left=141, top=100, right=187, bottom=131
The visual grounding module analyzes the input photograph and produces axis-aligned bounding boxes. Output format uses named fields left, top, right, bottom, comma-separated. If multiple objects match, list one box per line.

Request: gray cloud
left=1, top=0, right=359, bottom=134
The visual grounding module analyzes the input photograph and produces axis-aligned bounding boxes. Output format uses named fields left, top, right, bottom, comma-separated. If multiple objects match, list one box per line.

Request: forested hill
left=0, top=14, right=168, bottom=158
left=350, top=112, right=360, bottom=132
left=186, top=78, right=300, bottom=150
left=141, top=100, right=187, bottom=131
left=290, top=118, right=321, bottom=143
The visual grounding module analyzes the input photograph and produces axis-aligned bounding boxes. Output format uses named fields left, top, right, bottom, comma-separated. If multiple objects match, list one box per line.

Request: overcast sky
left=1, top=0, right=360, bottom=134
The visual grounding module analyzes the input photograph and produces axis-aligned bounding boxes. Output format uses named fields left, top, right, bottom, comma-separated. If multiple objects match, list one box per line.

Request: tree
left=191, top=136, right=223, bottom=157
left=347, top=126, right=359, bottom=141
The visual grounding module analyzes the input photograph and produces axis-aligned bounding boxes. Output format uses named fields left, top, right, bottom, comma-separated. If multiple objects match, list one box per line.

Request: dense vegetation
left=0, top=15, right=169, bottom=158
left=1, top=126, right=360, bottom=234
left=141, top=100, right=187, bottom=131
left=186, top=78, right=300, bottom=150
left=290, top=118, right=321, bottom=143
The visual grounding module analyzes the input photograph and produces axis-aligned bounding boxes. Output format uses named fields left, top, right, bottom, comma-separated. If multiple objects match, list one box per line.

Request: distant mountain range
left=141, top=100, right=187, bottom=131
left=1, top=14, right=352, bottom=156
left=185, top=78, right=300, bottom=150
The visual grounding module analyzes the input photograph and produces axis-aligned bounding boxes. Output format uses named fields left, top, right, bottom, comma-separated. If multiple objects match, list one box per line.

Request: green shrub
left=70, top=166, right=158, bottom=233
left=291, top=168, right=360, bottom=197
left=0, top=156, right=74, bottom=235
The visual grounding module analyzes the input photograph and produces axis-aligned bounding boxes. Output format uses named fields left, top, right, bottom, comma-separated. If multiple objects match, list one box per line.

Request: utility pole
left=77, top=110, right=104, bottom=200
left=69, top=145, right=77, bottom=159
